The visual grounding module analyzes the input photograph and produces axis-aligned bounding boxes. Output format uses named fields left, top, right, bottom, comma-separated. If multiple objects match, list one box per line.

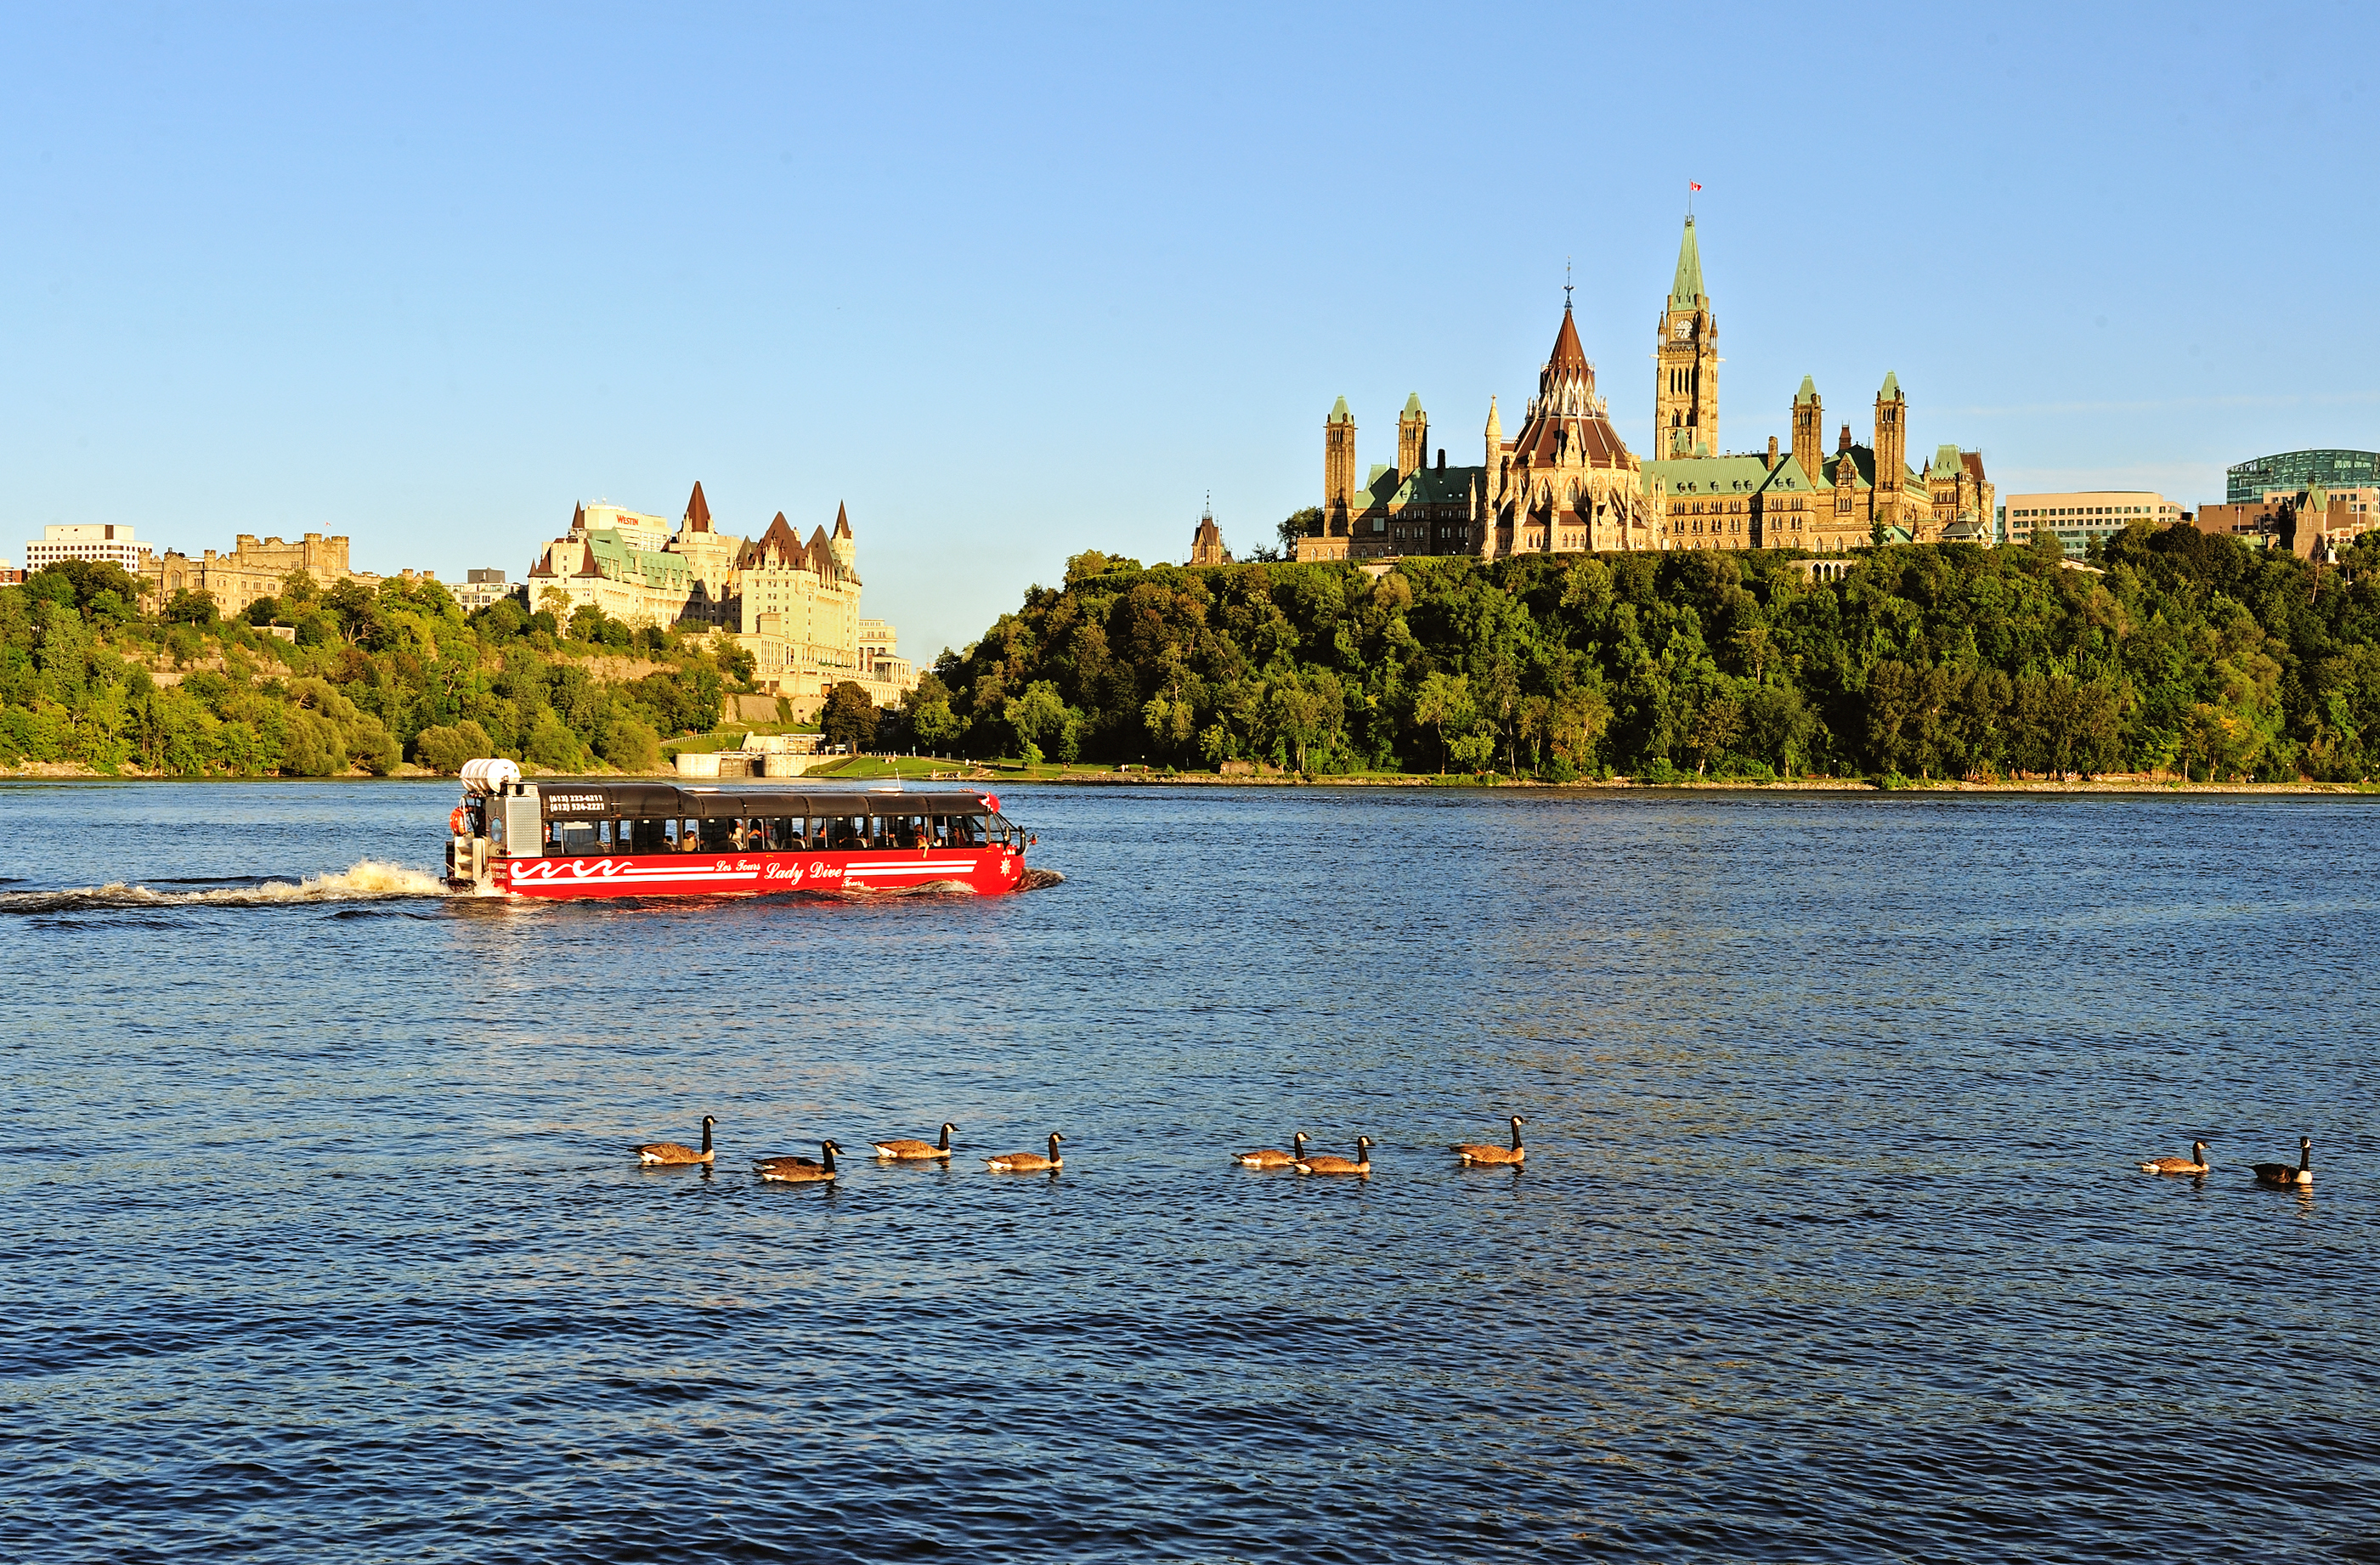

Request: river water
left=1, top=781, right=2373, bottom=1562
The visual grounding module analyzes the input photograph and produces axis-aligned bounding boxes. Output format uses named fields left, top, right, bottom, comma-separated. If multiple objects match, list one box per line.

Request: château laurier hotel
left=1295, top=217, right=1995, bottom=564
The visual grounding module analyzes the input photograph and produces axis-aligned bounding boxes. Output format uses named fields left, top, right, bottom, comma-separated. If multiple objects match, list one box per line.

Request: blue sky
left=3, top=2, right=2374, bottom=659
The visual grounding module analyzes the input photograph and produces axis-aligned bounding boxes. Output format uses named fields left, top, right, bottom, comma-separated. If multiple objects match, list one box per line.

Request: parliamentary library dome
left=1295, top=217, right=1994, bottom=563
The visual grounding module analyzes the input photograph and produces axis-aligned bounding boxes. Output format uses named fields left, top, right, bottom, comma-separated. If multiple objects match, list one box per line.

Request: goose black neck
left=1511, top=1120, right=1524, bottom=1151
left=937, top=1124, right=952, bottom=1151
left=821, top=1143, right=837, bottom=1173
left=1048, top=1135, right=1062, bottom=1162
left=700, top=1121, right=713, bottom=1154
left=2301, top=1141, right=2312, bottom=1172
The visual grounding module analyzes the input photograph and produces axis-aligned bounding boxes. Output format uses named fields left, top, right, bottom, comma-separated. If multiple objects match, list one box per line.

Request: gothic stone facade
left=1301, top=214, right=1994, bottom=562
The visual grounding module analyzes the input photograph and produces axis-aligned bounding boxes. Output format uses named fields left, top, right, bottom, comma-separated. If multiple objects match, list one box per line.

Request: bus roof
left=533, top=782, right=998, bottom=822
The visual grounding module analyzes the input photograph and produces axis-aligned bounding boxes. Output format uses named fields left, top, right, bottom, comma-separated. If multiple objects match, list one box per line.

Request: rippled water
left=2, top=781, right=2374, bottom=1562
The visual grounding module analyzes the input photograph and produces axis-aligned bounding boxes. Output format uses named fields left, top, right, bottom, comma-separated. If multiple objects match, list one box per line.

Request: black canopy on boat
left=533, top=782, right=996, bottom=822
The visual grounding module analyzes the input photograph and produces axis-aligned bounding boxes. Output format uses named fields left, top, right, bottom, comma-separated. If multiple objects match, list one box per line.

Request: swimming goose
left=636, top=1115, right=715, bottom=1167
left=754, top=1140, right=841, bottom=1184
left=873, top=1122, right=958, bottom=1160
left=1453, top=1116, right=1527, bottom=1167
left=986, top=1133, right=1063, bottom=1172
left=1235, top=1132, right=1309, bottom=1169
left=2138, top=1139, right=2211, bottom=1175
left=2251, top=1137, right=2313, bottom=1187
left=1294, top=1135, right=1372, bottom=1177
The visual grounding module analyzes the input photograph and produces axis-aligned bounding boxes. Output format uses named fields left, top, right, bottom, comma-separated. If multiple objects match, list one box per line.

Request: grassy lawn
left=806, top=754, right=985, bottom=781
left=661, top=721, right=824, bottom=760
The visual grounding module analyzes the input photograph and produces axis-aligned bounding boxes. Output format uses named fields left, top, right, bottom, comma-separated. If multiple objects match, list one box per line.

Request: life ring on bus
left=449, top=805, right=470, bottom=838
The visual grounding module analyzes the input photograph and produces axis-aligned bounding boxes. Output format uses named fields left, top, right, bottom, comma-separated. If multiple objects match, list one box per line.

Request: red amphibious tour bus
left=442, top=759, right=1033, bottom=900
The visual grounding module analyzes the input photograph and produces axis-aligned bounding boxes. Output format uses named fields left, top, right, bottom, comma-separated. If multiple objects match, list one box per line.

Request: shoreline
left=3, top=760, right=2373, bottom=798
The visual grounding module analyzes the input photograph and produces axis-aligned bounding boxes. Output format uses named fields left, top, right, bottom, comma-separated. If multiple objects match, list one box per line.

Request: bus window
left=557, top=819, right=600, bottom=856
left=631, top=819, right=666, bottom=855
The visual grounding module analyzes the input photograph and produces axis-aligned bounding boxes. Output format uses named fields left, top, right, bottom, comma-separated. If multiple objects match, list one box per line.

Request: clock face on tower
left=1671, top=318, right=1693, bottom=341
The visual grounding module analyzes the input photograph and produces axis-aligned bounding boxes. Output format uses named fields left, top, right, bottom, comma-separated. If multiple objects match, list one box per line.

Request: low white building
left=454, top=568, right=516, bottom=612
left=24, top=523, right=147, bottom=574
left=2002, top=491, right=2183, bottom=553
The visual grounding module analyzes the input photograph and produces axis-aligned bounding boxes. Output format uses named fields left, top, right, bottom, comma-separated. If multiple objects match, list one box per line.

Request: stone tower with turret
left=1654, top=217, right=1718, bottom=457
left=1397, top=393, right=1428, bottom=481
left=1872, top=373, right=1908, bottom=529
left=1324, top=397, right=1357, bottom=538
left=1792, top=376, right=1823, bottom=487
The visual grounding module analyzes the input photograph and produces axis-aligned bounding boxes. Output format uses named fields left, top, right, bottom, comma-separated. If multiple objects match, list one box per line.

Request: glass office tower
left=2228, top=449, right=2380, bottom=503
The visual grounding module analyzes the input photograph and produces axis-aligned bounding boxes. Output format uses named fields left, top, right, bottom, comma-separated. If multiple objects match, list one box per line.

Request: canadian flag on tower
left=1689, top=182, right=1703, bottom=192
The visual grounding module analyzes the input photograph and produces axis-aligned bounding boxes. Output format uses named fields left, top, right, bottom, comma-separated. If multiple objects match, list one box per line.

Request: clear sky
left=3, top=2, right=2374, bottom=659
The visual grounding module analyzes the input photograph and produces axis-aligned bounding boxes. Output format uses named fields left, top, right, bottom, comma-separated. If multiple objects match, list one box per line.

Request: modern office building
left=2227, top=449, right=2380, bottom=504
left=2002, top=492, right=2183, bottom=553
left=23, top=523, right=148, bottom=573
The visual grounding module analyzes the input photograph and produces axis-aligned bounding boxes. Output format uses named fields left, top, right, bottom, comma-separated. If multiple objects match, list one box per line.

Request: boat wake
left=1019, top=867, right=1066, bottom=891
left=0, top=860, right=448, bottom=916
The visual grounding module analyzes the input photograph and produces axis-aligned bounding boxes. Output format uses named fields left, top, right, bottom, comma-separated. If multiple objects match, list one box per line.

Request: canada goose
left=2138, top=1139, right=2211, bottom=1175
left=873, top=1122, right=957, bottom=1160
left=1294, top=1135, right=1372, bottom=1176
left=1235, top=1131, right=1309, bottom=1169
left=754, top=1140, right=841, bottom=1184
left=2251, top=1137, right=2313, bottom=1187
left=636, top=1115, right=715, bottom=1167
left=986, top=1132, right=1063, bottom=1172
left=1453, top=1116, right=1527, bottom=1167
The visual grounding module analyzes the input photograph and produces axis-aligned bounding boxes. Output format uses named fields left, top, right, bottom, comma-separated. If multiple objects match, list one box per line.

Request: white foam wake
left=0, top=860, right=448, bottom=914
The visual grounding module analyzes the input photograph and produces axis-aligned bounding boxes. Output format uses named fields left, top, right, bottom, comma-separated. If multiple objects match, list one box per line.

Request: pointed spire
left=1484, top=394, right=1501, bottom=432
left=1329, top=395, right=1353, bottom=425
left=1670, top=215, right=1705, bottom=308
left=683, top=481, right=712, bottom=533
left=1795, top=375, right=1818, bottom=406
left=571, top=501, right=586, bottom=533
left=1547, top=306, right=1589, bottom=372
left=1403, top=392, right=1424, bottom=415
left=833, top=500, right=852, bottom=539
left=1879, top=370, right=1902, bottom=400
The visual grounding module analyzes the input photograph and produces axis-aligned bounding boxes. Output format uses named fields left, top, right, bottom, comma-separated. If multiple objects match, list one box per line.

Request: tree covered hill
left=906, top=525, right=2380, bottom=782
left=0, top=562, right=756, bottom=776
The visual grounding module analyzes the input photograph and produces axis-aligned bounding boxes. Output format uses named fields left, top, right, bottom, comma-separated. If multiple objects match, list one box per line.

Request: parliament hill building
left=1297, top=217, right=1994, bottom=563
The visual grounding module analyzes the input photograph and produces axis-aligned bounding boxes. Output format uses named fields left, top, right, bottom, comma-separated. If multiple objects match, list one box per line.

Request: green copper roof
left=1403, top=392, right=1424, bottom=415
left=1329, top=396, right=1352, bottom=424
left=1822, top=449, right=1874, bottom=490
left=583, top=528, right=693, bottom=589
left=1879, top=370, right=1902, bottom=400
left=1930, top=444, right=1962, bottom=477
left=1794, top=375, right=1818, bottom=406
left=1642, top=452, right=1810, bottom=498
left=1670, top=216, right=1705, bottom=308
